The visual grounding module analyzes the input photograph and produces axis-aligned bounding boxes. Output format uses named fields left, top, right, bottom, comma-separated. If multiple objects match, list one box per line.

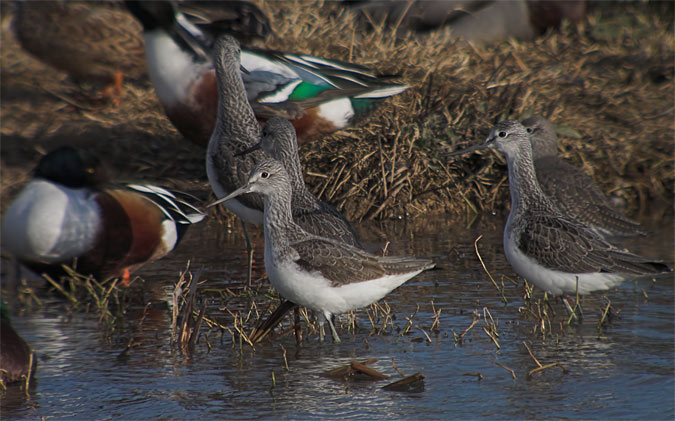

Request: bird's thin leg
left=240, top=219, right=254, bottom=287
left=317, top=314, right=325, bottom=343
left=326, top=313, right=341, bottom=344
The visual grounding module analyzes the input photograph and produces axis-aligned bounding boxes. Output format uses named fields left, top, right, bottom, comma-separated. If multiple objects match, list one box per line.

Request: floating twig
left=462, top=372, right=483, bottom=381
left=495, top=362, right=517, bottom=380
left=382, top=373, right=425, bottom=392
left=323, top=359, right=386, bottom=382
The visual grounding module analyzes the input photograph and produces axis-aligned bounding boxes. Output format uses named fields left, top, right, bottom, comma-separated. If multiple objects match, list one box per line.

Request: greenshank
left=236, top=116, right=363, bottom=342
left=522, top=116, right=645, bottom=238
left=449, top=120, right=669, bottom=296
left=210, top=158, right=435, bottom=343
left=238, top=116, right=362, bottom=248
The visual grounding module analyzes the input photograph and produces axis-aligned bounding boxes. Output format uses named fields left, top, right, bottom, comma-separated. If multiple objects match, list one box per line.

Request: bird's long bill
left=234, top=142, right=262, bottom=158
left=445, top=143, right=486, bottom=157
left=207, top=184, right=253, bottom=208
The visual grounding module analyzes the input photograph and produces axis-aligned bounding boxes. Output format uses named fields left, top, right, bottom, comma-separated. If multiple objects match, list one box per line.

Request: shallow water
left=2, top=212, right=674, bottom=420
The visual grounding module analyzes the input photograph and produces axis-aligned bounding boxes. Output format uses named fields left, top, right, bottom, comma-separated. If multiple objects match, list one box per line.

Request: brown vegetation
left=2, top=1, right=673, bottom=225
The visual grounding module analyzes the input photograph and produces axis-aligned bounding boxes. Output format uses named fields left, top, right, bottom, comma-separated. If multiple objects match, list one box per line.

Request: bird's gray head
left=233, top=117, right=298, bottom=160
left=245, top=158, right=290, bottom=195
left=260, top=117, right=298, bottom=160
left=446, top=119, right=530, bottom=158
left=208, top=158, right=290, bottom=208
left=213, top=34, right=241, bottom=69
left=483, top=120, right=531, bottom=157
left=521, top=116, right=558, bottom=159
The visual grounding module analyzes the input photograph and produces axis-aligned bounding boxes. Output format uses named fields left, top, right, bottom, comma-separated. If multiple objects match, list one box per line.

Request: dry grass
left=1, top=1, right=673, bottom=225
left=263, top=1, right=674, bottom=221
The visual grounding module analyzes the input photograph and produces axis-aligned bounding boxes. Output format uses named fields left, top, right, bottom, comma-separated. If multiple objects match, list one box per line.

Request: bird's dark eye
left=526, top=128, right=532, bottom=133
left=261, top=172, right=269, bottom=178
left=498, top=131, right=507, bottom=138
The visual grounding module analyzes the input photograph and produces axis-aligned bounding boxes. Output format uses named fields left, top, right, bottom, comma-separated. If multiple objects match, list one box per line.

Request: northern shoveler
left=448, top=120, right=669, bottom=297
left=125, top=0, right=408, bottom=147
left=13, top=1, right=147, bottom=103
left=0, top=299, right=36, bottom=387
left=1, top=147, right=206, bottom=284
left=522, top=115, right=646, bottom=238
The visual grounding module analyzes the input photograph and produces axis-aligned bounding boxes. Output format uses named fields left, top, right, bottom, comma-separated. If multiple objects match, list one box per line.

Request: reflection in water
left=1, top=213, right=673, bottom=419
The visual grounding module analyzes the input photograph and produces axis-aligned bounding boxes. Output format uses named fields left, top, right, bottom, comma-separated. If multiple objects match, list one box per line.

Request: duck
left=12, top=0, right=271, bottom=104
left=13, top=0, right=147, bottom=103
left=0, top=298, right=36, bottom=387
left=125, top=0, right=408, bottom=147
left=1, top=146, right=206, bottom=284
left=347, top=0, right=586, bottom=43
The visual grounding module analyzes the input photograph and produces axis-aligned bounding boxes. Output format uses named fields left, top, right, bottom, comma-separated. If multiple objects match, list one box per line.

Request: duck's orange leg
left=102, top=71, right=124, bottom=106
left=122, top=268, right=131, bottom=287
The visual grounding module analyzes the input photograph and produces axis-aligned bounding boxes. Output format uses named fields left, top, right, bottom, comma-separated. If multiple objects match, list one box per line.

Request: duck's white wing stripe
left=257, top=79, right=302, bottom=103
left=354, top=85, right=409, bottom=99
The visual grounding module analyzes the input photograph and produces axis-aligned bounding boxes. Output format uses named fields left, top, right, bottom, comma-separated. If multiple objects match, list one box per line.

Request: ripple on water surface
left=1, top=214, right=673, bottom=419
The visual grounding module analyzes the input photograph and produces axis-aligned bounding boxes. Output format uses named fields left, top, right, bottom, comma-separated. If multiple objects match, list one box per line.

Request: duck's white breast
left=143, top=30, right=209, bottom=106
left=1, top=180, right=101, bottom=263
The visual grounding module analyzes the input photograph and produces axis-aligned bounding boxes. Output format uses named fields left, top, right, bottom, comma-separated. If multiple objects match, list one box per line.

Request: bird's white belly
left=205, top=147, right=264, bottom=225
left=1, top=180, right=101, bottom=263
left=265, top=247, right=420, bottom=316
left=504, top=230, right=625, bottom=295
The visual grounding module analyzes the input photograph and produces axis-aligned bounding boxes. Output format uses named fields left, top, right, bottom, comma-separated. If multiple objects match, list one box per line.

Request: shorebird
left=448, top=120, right=670, bottom=296
left=1, top=147, right=205, bottom=284
left=238, top=117, right=362, bottom=248
left=210, top=158, right=435, bottom=343
left=205, top=34, right=265, bottom=224
left=236, top=116, right=363, bottom=342
left=206, top=34, right=367, bottom=285
left=522, top=115, right=645, bottom=237
left=126, top=0, right=408, bottom=147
